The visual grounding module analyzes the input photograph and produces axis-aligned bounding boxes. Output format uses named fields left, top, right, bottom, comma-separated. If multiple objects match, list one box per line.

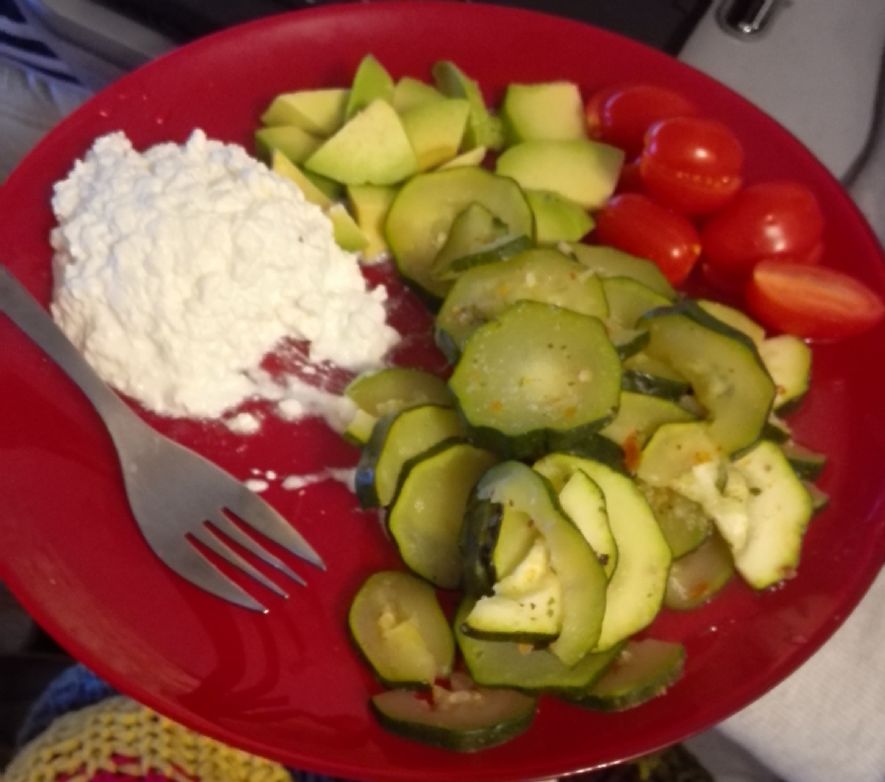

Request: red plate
left=2, top=3, right=885, bottom=780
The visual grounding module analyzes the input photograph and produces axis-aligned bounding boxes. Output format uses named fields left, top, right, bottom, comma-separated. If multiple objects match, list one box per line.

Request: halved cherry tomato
left=594, top=194, right=701, bottom=285
left=585, top=84, right=697, bottom=158
left=746, top=260, right=885, bottom=339
left=614, top=159, right=643, bottom=194
left=639, top=117, right=744, bottom=215
left=701, top=181, right=825, bottom=280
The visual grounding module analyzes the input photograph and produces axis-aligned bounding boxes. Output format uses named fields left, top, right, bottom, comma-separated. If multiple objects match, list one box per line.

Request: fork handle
left=0, top=266, right=135, bottom=428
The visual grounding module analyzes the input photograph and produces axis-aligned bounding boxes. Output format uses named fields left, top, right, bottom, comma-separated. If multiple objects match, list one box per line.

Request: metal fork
left=0, top=266, right=324, bottom=612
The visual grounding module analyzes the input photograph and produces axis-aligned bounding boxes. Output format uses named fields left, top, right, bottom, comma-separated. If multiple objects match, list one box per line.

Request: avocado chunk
left=501, top=81, right=586, bottom=143
left=432, top=60, right=504, bottom=151
left=260, top=88, right=349, bottom=136
left=327, top=204, right=369, bottom=253
left=392, top=75, right=445, bottom=113
left=496, top=139, right=624, bottom=210
left=525, top=189, right=594, bottom=243
left=347, top=184, right=398, bottom=261
left=345, top=53, right=395, bottom=118
left=271, top=149, right=331, bottom=207
left=254, top=125, right=322, bottom=165
left=305, top=98, right=418, bottom=186
left=400, top=98, right=470, bottom=170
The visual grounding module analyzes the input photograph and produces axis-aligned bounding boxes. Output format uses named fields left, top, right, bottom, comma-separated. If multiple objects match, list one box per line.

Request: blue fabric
left=0, top=0, right=81, bottom=83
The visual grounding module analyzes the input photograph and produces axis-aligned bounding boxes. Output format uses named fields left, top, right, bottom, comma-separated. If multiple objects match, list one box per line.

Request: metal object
left=717, top=0, right=784, bottom=38
left=0, top=266, right=324, bottom=612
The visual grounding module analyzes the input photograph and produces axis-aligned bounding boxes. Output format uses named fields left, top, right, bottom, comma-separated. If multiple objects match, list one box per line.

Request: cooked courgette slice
left=638, top=482, right=713, bottom=559
left=355, top=404, right=466, bottom=508
left=569, top=638, right=685, bottom=711
left=370, top=675, right=536, bottom=752
left=600, top=391, right=697, bottom=452
left=534, top=455, right=671, bottom=652
left=697, top=299, right=766, bottom=345
left=758, top=334, right=812, bottom=412
left=349, top=570, right=454, bottom=686
left=468, top=461, right=608, bottom=665
left=455, top=600, right=623, bottom=694
left=563, top=243, right=676, bottom=299
left=556, top=469, right=618, bottom=578
left=388, top=441, right=498, bottom=589
left=449, top=301, right=621, bottom=459
left=385, top=167, right=533, bottom=299
left=344, top=367, right=453, bottom=444
left=640, top=300, right=776, bottom=454
left=603, top=276, right=672, bottom=330
left=664, top=531, right=735, bottom=611
left=435, top=247, right=609, bottom=358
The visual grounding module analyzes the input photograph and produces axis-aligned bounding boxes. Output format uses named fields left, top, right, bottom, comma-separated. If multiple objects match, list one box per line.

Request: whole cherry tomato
left=639, top=117, right=744, bottom=216
left=585, top=84, right=697, bottom=158
left=701, top=181, right=825, bottom=281
left=593, top=194, right=701, bottom=285
left=746, top=260, right=885, bottom=340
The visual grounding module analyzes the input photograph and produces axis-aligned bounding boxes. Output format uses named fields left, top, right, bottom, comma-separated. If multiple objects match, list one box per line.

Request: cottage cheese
left=50, top=130, right=398, bottom=423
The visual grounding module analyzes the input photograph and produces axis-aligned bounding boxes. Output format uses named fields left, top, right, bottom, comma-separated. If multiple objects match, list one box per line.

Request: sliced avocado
left=347, top=184, right=398, bottom=262
left=305, top=98, right=418, bottom=186
left=501, top=81, right=586, bottom=143
left=400, top=98, right=470, bottom=170
left=271, top=149, right=332, bottom=207
left=345, top=53, right=395, bottom=118
left=496, top=139, right=624, bottom=210
left=437, top=145, right=487, bottom=170
left=327, top=204, right=369, bottom=252
left=432, top=60, right=504, bottom=151
left=254, top=125, right=322, bottom=165
left=260, top=88, right=349, bottom=136
left=524, top=189, right=594, bottom=243
left=392, top=75, right=445, bottom=113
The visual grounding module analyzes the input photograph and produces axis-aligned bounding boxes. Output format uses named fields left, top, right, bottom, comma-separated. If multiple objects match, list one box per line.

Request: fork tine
left=160, top=539, right=267, bottom=612
left=191, top=526, right=290, bottom=599
left=225, top=489, right=325, bottom=570
left=208, top=512, right=306, bottom=586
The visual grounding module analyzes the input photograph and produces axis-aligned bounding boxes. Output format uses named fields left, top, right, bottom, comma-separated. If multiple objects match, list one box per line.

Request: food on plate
left=247, top=54, right=878, bottom=752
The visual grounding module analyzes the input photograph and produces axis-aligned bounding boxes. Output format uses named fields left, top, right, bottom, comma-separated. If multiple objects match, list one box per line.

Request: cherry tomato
left=639, top=117, right=744, bottom=215
left=614, top=159, right=643, bottom=194
left=585, top=84, right=697, bottom=158
left=701, top=181, right=825, bottom=279
left=746, top=260, right=885, bottom=339
left=594, top=194, right=701, bottom=285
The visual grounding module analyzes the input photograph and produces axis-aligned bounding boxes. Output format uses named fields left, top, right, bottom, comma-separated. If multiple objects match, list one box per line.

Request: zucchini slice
left=344, top=367, right=452, bottom=444
left=435, top=247, right=609, bottom=357
left=385, top=167, right=533, bottom=299
left=640, top=300, right=776, bottom=454
left=456, top=600, right=623, bottom=693
left=467, top=461, right=608, bottom=665
left=449, top=301, right=621, bottom=459
left=556, top=469, right=618, bottom=578
left=781, top=441, right=827, bottom=481
left=664, top=532, right=735, bottom=611
left=563, top=243, right=676, bottom=299
left=758, top=334, right=812, bottom=412
left=621, top=351, right=692, bottom=401
left=534, top=455, right=671, bottom=652
left=349, top=570, right=454, bottom=686
left=355, top=404, right=466, bottom=508
left=600, top=391, right=697, bottom=452
left=639, top=482, right=713, bottom=558
left=388, top=441, right=498, bottom=589
left=570, top=638, right=685, bottom=711
left=370, top=676, right=536, bottom=752
left=603, top=276, right=672, bottom=330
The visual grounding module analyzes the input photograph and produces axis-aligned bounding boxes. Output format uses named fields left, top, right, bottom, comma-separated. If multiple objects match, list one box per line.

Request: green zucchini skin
left=664, top=532, right=735, bottom=611
left=369, top=681, right=537, bottom=752
left=621, top=369, right=692, bottom=401
left=781, top=441, right=827, bottom=481
left=568, top=638, right=685, bottom=711
left=459, top=497, right=504, bottom=599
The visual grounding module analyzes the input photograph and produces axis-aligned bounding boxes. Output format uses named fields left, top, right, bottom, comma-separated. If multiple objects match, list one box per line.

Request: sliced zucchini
left=636, top=421, right=724, bottom=490
left=388, top=441, right=498, bottom=589
left=533, top=455, right=671, bottom=652
left=343, top=367, right=452, bottom=444
left=349, top=570, right=454, bottom=686
left=459, top=497, right=503, bottom=598
left=600, top=391, right=697, bottom=452
left=462, top=536, right=564, bottom=643
left=697, top=299, right=766, bottom=345
left=490, top=506, right=537, bottom=583
left=556, top=469, right=618, bottom=578
left=664, top=532, right=735, bottom=611
left=354, top=404, right=466, bottom=508
left=603, top=277, right=672, bottom=330
left=758, top=334, right=812, bottom=412
left=640, top=300, right=776, bottom=454
left=562, top=243, right=676, bottom=299
left=370, top=676, right=536, bottom=752
left=805, top=481, right=830, bottom=513
left=639, top=482, right=713, bottom=558
left=570, top=639, right=685, bottom=711
left=468, top=461, right=609, bottom=665
left=436, top=247, right=609, bottom=356
left=448, top=301, right=621, bottom=459
left=385, top=167, right=533, bottom=299
left=456, top=600, right=623, bottom=693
